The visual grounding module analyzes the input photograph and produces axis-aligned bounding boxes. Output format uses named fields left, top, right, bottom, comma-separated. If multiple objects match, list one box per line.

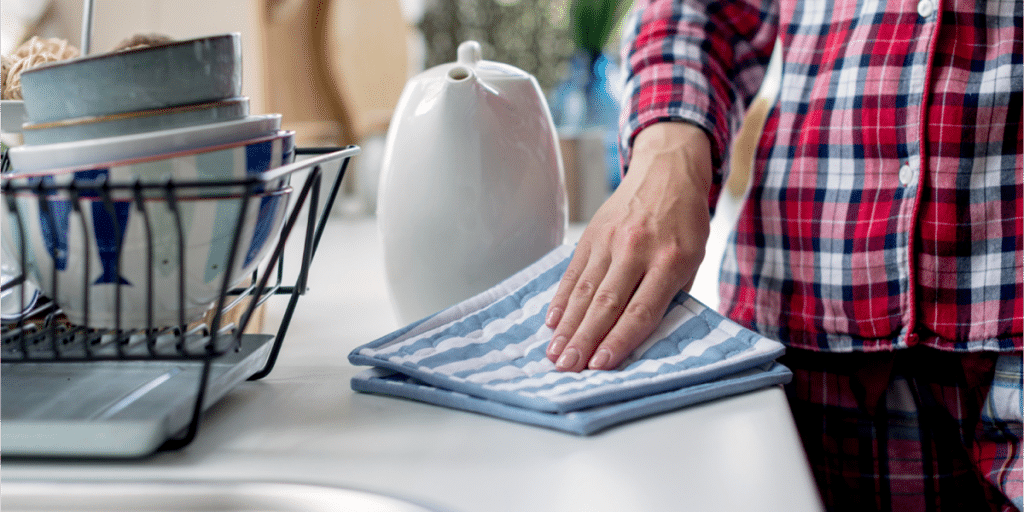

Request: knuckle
left=657, top=241, right=703, bottom=271
left=624, top=301, right=658, bottom=326
left=560, top=267, right=581, bottom=287
left=657, top=243, right=686, bottom=263
left=593, top=289, right=623, bottom=310
left=573, top=278, right=598, bottom=298
left=621, top=223, right=652, bottom=249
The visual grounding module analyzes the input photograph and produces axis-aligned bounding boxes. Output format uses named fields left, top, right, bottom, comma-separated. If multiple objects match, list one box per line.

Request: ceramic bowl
left=8, top=114, right=281, bottom=173
left=19, top=33, right=241, bottom=123
left=1, top=100, right=28, bottom=133
left=20, top=97, right=249, bottom=145
left=1, top=184, right=292, bottom=329
left=7, top=130, right=295, bottom=193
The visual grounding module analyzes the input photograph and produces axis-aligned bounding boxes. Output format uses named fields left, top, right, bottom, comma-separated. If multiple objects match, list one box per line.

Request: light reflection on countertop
left=3, top=213, right=822, bottom=512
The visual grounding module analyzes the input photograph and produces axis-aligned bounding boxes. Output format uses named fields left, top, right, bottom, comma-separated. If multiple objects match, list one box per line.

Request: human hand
left=545, top=122, right=713, bottom=371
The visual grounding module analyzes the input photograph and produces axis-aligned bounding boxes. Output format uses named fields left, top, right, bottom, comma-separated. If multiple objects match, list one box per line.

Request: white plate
left=20, top=97, right=249, bottom=145
left=8, top=114, right=281, bottom=173
left=0, top=279, right=41, bottom=323
left=1, top=260, right=41, bottom=323
left=1, top=100, right=28, bottom=134
left=1, top=206, right=41, bottom=322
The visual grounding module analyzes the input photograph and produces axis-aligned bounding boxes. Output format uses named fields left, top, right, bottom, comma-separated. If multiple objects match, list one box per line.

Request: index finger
left=545, top=243, right=589, bottom=330
left=544, top=243, right=591, bottom=361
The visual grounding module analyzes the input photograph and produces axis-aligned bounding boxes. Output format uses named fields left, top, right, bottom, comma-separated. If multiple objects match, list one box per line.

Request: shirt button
left=899, top=164, right=913, bottom=186
left=917, top=0, right=935, bottom=18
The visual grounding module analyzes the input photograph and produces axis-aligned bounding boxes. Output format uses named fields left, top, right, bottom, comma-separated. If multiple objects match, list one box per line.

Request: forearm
left=619, top=0, right=778, bottom=180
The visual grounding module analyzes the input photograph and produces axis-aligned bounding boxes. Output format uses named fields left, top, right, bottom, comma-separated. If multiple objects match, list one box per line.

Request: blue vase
left=549, top=51, right=622, bottom=190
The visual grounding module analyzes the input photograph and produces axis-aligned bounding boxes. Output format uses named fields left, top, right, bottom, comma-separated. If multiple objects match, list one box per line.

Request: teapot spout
left=446, top=64, right=475, bottom=85
left=447, top=40, right=482, bottom=86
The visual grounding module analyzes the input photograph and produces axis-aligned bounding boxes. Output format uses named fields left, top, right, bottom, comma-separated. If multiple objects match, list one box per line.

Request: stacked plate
left=1, top=33, right=298, bottom=329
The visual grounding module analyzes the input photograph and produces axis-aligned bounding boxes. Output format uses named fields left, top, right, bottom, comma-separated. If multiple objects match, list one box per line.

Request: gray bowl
left=20, top=97, right=249, bottom=145
left=19, top=33, right=242, bottom=124
left=1, top=100, right=28, bottom=133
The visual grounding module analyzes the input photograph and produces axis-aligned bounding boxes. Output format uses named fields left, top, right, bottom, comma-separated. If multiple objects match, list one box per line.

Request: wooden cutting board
left=260, top=0, right=346, bottom=146
left=258, top=0, right=407, bottom=146
left=324, top=0, right=408, bottom=142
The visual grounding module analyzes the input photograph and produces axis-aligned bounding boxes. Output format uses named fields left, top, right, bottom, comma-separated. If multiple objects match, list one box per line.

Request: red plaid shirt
left=619, top=0, right=1023, bottom=352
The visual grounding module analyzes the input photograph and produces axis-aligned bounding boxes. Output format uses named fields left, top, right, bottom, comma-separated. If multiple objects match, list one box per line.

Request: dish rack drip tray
left=1, top=146, right=358, bottom=458
left=2, top=334, right=273, bottom=458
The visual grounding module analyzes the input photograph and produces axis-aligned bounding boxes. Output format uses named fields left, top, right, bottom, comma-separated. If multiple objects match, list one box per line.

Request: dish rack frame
left=0, top=145, right=358, bottom=452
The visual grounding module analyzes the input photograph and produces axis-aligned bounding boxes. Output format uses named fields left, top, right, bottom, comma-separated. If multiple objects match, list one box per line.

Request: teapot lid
left=449, top=41, right=530, bottom=81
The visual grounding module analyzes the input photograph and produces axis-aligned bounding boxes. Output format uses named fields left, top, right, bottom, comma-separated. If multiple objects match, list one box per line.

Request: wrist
left=627, top=122, right=714, bottom=199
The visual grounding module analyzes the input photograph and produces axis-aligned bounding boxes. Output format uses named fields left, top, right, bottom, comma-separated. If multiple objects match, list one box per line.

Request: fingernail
left=547, top=335, right=568, bottom=356
left=589, top=349, right=611, bottom=370
left=545, top=306, right=562, bottom=327
left=556, top=347, right=580, bottom=370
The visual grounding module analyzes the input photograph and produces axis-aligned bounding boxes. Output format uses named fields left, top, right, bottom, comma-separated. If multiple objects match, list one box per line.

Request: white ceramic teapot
left=377, top=41, right=568, bottom=324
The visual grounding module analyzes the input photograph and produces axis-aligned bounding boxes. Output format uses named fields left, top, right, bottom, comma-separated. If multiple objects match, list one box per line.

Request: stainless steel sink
left=2, top=480, right=445, bottom=511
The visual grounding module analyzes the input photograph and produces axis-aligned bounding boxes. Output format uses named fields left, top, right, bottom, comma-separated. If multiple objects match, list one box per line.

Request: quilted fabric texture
left=349, top=244, right=792, bottom=434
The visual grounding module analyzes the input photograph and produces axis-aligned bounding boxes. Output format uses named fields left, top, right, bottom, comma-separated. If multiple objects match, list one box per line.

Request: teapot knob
left=457, top=41, right=482, bottom=65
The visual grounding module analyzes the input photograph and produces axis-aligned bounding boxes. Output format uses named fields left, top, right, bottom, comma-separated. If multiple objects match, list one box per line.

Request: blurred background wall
left=1, top=0, right=585, bottom=140
left=2, top=0, right=781, bottom=310
left=2, top=0, right=624, bottom=216
left=2, top=0, right=777, bottom=223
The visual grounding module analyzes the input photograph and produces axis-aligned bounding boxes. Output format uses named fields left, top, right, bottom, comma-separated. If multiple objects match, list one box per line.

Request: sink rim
left=1, top=478, right=448, bottom=512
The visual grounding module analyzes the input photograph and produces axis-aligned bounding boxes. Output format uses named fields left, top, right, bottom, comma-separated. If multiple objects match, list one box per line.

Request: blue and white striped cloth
left=349, top=244, right=792, bottom=434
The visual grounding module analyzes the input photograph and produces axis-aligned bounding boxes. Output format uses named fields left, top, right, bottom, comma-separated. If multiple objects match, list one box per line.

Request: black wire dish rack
left=0, top=145, right=358, bottom=457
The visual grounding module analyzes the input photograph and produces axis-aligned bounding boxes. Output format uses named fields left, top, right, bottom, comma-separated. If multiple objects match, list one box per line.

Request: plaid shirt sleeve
left=617, top=0, right=778, bottom=196
left=621, top=0, right=1023, bottom=353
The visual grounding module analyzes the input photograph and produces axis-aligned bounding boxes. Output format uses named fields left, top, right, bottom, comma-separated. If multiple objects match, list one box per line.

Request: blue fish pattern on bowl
left=5, top=133, right=298, bottom=328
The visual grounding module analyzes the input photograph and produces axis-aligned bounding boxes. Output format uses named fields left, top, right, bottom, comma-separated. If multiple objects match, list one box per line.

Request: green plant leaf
left=571, top=0, right=631, bottom=52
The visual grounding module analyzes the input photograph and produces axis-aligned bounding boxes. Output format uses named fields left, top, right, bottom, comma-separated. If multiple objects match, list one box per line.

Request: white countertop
left=4, top=216, right=824, bottom=512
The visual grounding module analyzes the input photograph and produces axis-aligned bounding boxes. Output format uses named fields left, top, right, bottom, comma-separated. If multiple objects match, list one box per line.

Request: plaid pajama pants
left=779, top=347, right=1023, bottom=512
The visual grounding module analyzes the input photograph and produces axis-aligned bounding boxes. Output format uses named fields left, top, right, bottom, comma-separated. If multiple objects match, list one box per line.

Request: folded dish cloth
left=349, top=244, right=792, bottom=435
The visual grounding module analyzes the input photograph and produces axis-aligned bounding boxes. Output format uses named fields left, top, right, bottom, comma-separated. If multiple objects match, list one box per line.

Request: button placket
left=899, top=162, right=914, bottom=186
left=917, top=0, right=935, bottom=18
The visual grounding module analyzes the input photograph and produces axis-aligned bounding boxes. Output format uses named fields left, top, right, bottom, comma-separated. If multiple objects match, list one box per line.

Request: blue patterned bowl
left=1, top=184, right=292, bottom=329
left=1, top=130, right=297, bottom=329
